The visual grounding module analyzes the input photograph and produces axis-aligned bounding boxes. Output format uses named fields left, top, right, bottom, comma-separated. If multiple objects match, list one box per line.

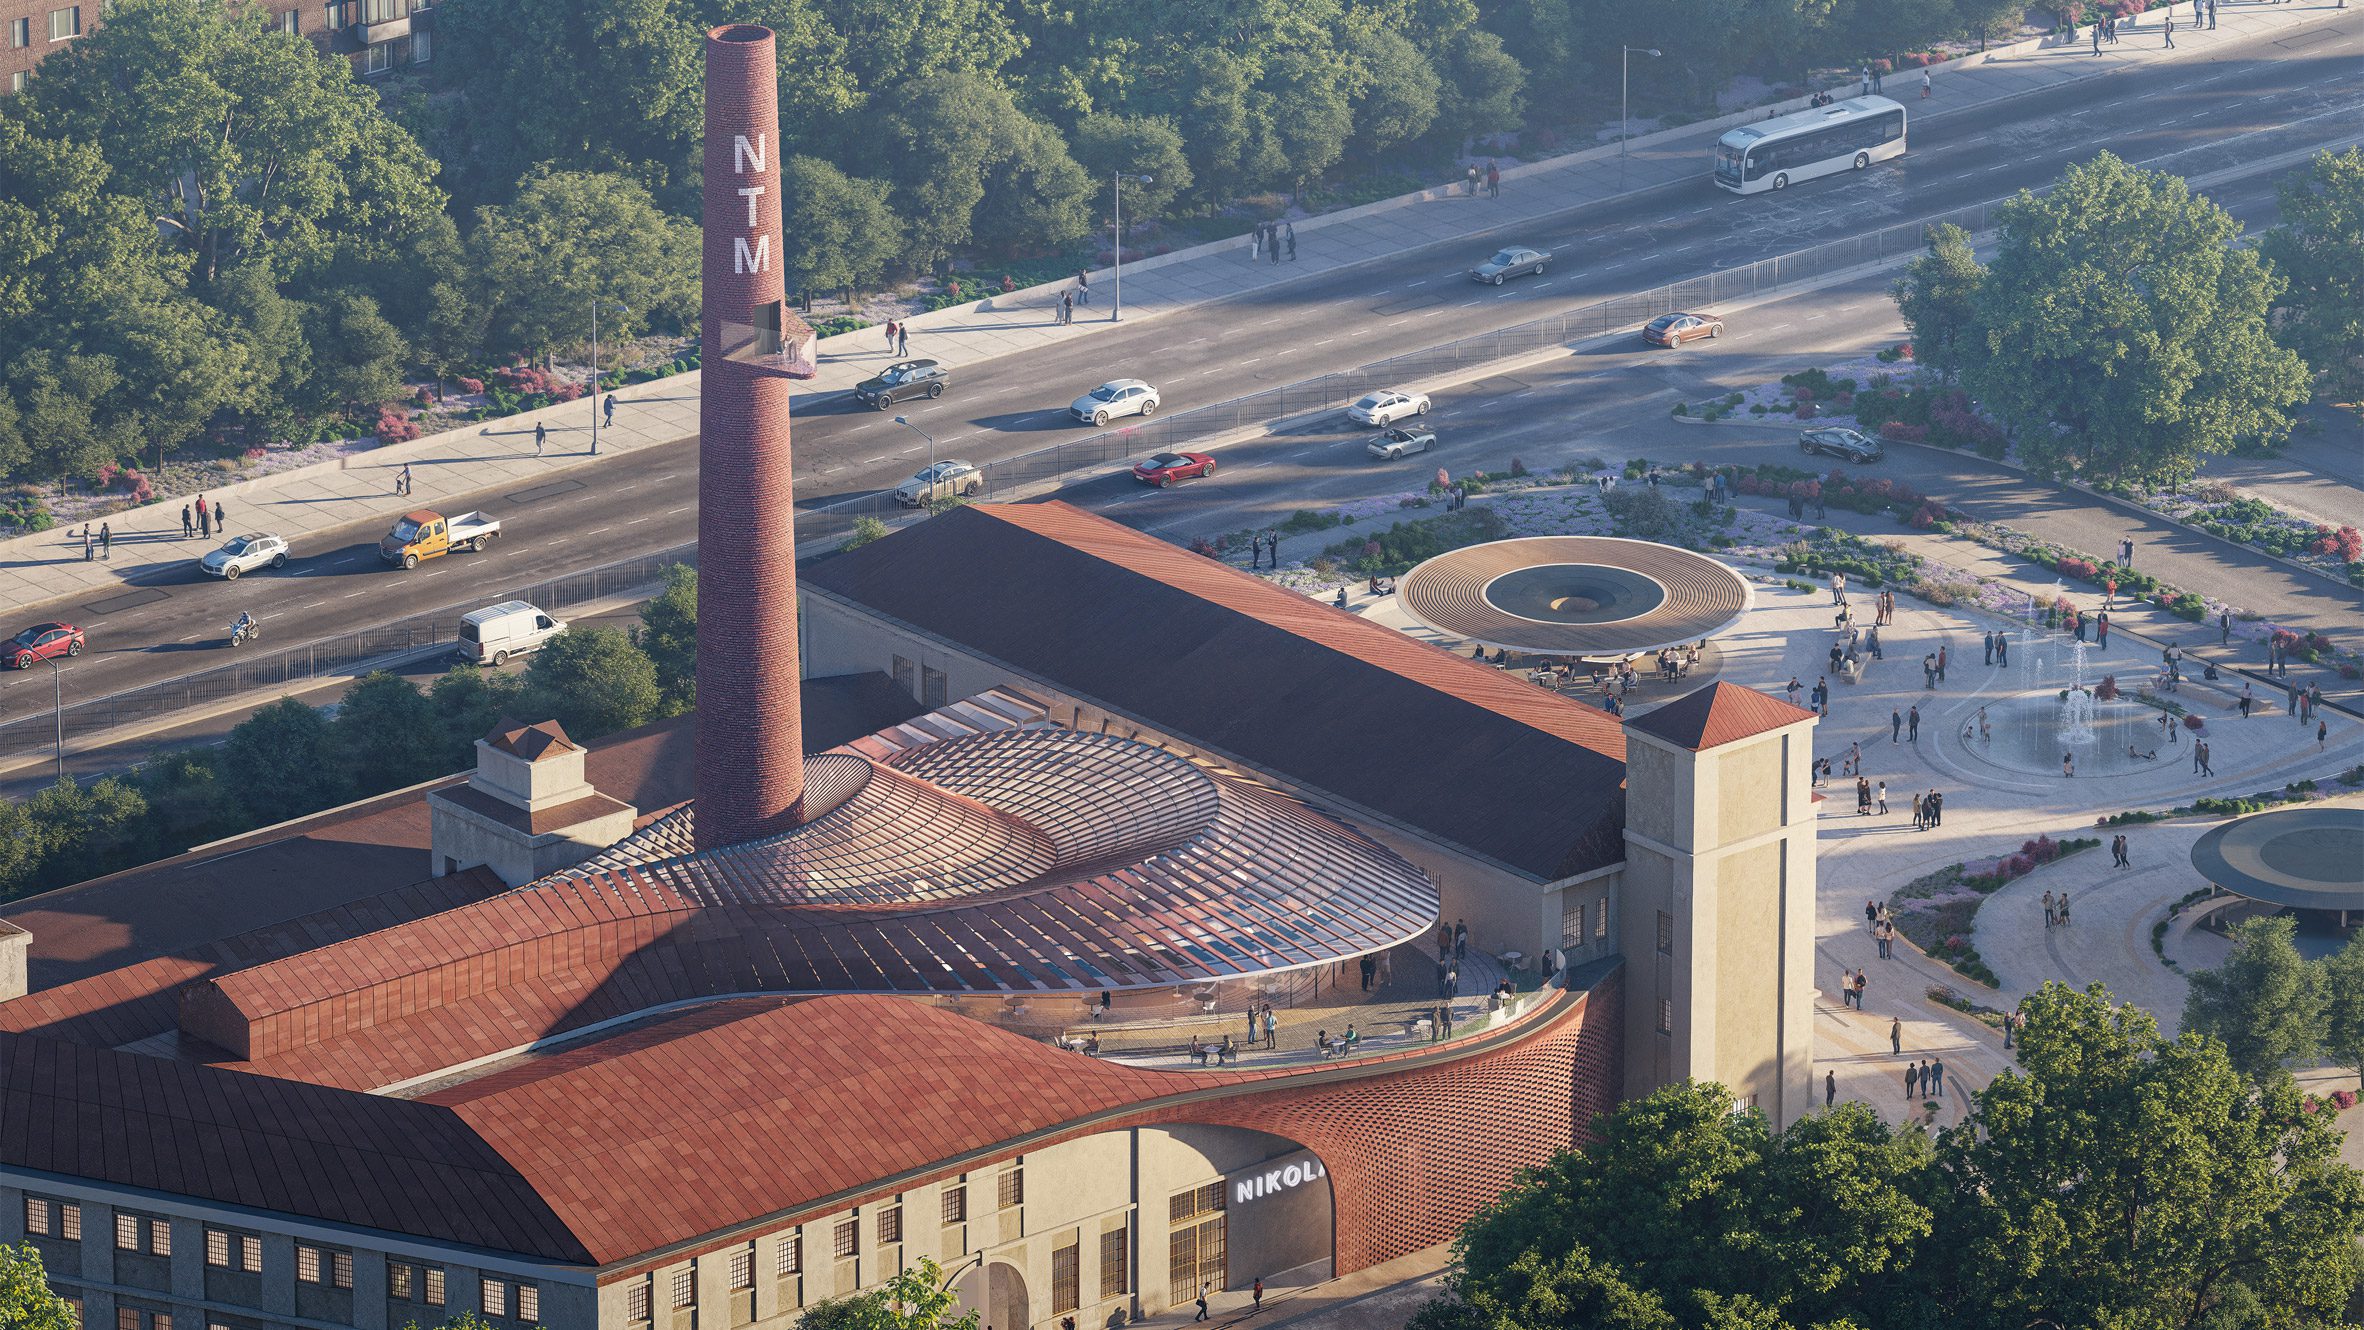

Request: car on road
left=1367, top=426, right=1438, bottom=460
left=853, top=359, right=949, bottom=410
left=199, top=532, right=289, bottom=580
left=895, top=460, right=983, bottom=507
left=1798, top=426, right=1885, bottom=463
left=1131, top=452, right=1217, bottom=487
left=1643, top=312, right=1724, bottom=347
left=1470, top=246, right=1549, bottom=285
left=7, top=622, right=83, bottom=669
left=1347, top=389, right=1431, bottom=427
left=458, top=601, right=566, bottom=667
left=1071, top=379, right=1161, bottom=426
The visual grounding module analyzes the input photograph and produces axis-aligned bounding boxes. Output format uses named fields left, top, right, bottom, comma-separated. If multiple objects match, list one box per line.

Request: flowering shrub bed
left=2138, top=487, right=2364, bottom=585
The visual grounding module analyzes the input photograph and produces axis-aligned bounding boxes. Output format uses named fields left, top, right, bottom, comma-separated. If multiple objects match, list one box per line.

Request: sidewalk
left=0, top=0, right=2341, bottom=619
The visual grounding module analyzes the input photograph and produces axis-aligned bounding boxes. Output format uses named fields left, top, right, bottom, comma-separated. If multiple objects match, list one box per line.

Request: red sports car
left=1131, top=451, right=1218, bottom=487
left=8, top=622, right=84, bottom=669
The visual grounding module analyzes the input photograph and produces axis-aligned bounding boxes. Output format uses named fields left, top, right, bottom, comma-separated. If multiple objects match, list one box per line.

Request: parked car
left=1643, top=312, right=1725, bottom=347
left=1071, top=379, right=1161, bottom=426
left=1367, top=426, right=1438, bottom=460
left=1798, top=426, right=1885, bottom=462
left=380, top=509, right=499, bottom=569
left=1131, top=452, right=1217, bottom=487
left=1469, top=246, right=1549, bottom=285
left=1347, top=389, right=1431, bottom=427
left=458, top=601, right=567, bottom=667
left=895, top=460, right=983, bottom=507
left=7, top=622, right=83, bottom=669
left=199, top=533, right=289, bottom=580
left=853, top=359, right=949, bottom=410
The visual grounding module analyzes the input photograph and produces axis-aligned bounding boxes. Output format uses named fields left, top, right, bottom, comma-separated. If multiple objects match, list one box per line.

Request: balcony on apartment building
left=324, top=0, right=431, bottom=62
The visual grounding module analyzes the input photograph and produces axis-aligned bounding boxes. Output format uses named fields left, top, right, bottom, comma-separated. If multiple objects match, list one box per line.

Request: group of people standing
left=1248, top=221, right=1297, bottom=263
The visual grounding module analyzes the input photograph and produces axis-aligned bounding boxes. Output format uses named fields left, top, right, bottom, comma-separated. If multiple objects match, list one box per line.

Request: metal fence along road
left=0, top=544, right=698, bottom=765
left=789, top=195, right=2012, bottom=544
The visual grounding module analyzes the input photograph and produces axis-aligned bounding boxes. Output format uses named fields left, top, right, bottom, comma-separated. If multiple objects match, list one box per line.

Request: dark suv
left=854, top=359, right=949, bottom=410
left=1799, top=427, right=1884, bottom=463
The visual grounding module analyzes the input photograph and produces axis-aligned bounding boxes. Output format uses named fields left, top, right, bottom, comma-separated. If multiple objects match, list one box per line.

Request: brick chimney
left=696, top=24, right=806, bottom=849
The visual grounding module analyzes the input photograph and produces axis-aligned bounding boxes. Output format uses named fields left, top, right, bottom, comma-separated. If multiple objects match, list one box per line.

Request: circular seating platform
left=1397, top=537, right=1753, bottom=656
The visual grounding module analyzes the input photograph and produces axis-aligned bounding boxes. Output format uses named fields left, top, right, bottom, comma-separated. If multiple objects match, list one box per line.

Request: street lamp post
left=44, top=656, right=63, bottom=783
left=892, top=415, right=938, bottom=502
left=1621, top=47, right=1662, bottom=156
left=1111, top=171, right=1154, bottom=323
left=589, top=298, right=628, bottom=455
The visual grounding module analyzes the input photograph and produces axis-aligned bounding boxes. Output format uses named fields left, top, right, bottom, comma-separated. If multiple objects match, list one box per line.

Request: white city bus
left=1714, top=96, right=1906, bottom=195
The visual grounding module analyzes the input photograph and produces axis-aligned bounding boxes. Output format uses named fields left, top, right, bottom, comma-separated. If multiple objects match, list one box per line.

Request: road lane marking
left=1314, top=339, right=1336, bottom=346
left=626, top=516, right=652, bottom=524
left=343, top=590, right=368, bottom=599
left=1406, top=279, right=1428, bottom=287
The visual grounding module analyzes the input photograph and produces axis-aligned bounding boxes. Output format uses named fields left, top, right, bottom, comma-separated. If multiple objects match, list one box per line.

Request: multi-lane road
left=2, top=14, right=2357, bottom=760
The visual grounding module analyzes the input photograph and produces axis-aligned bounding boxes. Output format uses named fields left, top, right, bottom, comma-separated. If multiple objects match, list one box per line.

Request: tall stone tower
left=696, top=25, right=808, bottom=849
left=1618, top=682, right=1819, bottom=1127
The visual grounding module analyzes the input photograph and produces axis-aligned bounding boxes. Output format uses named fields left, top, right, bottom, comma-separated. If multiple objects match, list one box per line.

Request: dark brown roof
left=1626, top=681, right=1817, bottom=751
left=485, top=719, right=579, bottom=762
left=426, top=784, right=634, bottom=836
left=0, top=1029, right=591, bottom=1263
left=803, top=503, right=1630, bottom=881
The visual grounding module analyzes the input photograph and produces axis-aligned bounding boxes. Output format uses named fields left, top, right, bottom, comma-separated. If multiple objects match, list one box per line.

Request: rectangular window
left=891, top=656, right=915, bottom=698
left=516, top=1286, right=538, bottom=1322
left=205, top=1231, right=230, bottom=1267
left=774, top=1233, right=801, bottom=1277
left=997, top=1166, right=1024, bottom=1210
left=118, top=1311, right=139, bottom=1330
left=626, top=1283, right=651, bottom=1323
left=1559, top=898, right=1584, bottom=949
left=940, top=1188, right=966, bottom=1226
left=728, top=1250, right=752, bottom=1290
left=116, top=1215, right=140, bottom=1250
left=24, top=1198, right=52, bottom=1236
left=239, top=1236, right=260, bottom=1272
left=1658, top=998, right=1673, bottom=1034
left=280, top=9, right=298, bottom=32
left=298, top=1247, right=322, bottom=1283
left=390, top=1264, right=414, bottom=1300
left=1051, top=1243, right=1079, bottom=1315
left=921, top=666, right=948, bottom=708
left=408, top=25, right=428, bottom=60
left=10, top=17, right=30, bottom=46
left=10, top=71, right=24, bottom=94
left=1168, top=1182, right=1224, bottom=1224
left=1596, top=900, right=1609, bottom=940
left=877, top=1206, right=902, bottom=1245
left=1656, top=910, right=1673, bottom=955
left=482, top=1281, right=508, bottom=1318
left=832, top=1218, right=857, bottom=1260
left=150, top=1223, right=171, bottom=1258
left=425, top=1268, right=446, bottom=1306
left=670, top=1268, right=695, bottom=1310
left=1099, top=1226, right=1129, bottom=1298
left=48, top=6, right=79, bottom=40
left=331, top=1251, right=352, bottom=1289
left=362, top=38, right=393, bottom=72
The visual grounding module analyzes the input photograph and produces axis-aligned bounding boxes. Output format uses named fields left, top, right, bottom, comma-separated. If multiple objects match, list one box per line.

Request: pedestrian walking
left=1264, top=1005, right=1277, bottom=1048
left=2092, top=21, right=2102, bottom=53
left=896, top=324, right=910, bottom=356
left=1866, top=899, right=1879, bottom=932
left=1922, top=653, right=1937, bottom=689
left=1859, top=64, right=1872, bottom=96
left=1930, top=1057, right=1945, bottom=1098
left=98, top=521, right=110, bottom=559
left=1905, top=1062, right=1919, bottom=1099
left=2096, top=612, right=2109, bottom=649
left=1253, top=1277, right=1265, bottom=1312
left=2044, top=889, right=2058, bottom=927
left=1871, top=63, right=1884, bottom=92
left=1852, top=970, right=1867, bottom=1009
left=397, top=463, right=412, bottom=496
left=196, top=496, right=212, bottom=538
left=1485, top=161, right=1500, bottom=198
left=1891, top=708, right=1902, bottom=742
left=2163, top=15, right=2175, bottom=47
left=2322, top=719, right=2331, bottom=750
left=2120, top=536, right=2135, bottom=566
left=1285, top=222, right=1297, bottom=260
left=1826, top=1069, right=1838, bottom=1108
left=1908, top=705, right=1921, bottom=743
left=883, top=320, right=897, bottom=353
left=1075, top=268, right=1090, bottom=305
left=181, top=505, right=194, bottom=539
left=2239, top=684, right=2253, bottom=718
left=1983, top=630, right=1995, bottom=665
left=1453, top=919, right=1468, bottom=962
left=1465, top=164, right=1480, bottom=196
left=603, top=394, right=618, bottom=429
left=1196, top=1282, right=1210, bottom=1322
left=2058, top=892, right=2071, bottom=926
left=1912, top=791, right=1926, bottom=830
left=1268, top=227, right=1280, bottom=265
left=534, top=421, right=547, bottom=456
left=1877, top=780, right=1888, bottom=814
left=80, top=526, right=93, bottom=561
left=1937, top=645, right=1948, bottom=682
left=1996, top=632, right=2009, bottom=666
left=1059, top=290, right=1074, bottom=325
left=1891, top=1016, right=1902, bottom=1055
left=1921, top=68, right=1932, bottom=98
left=213, top=500, right=225, bottom=532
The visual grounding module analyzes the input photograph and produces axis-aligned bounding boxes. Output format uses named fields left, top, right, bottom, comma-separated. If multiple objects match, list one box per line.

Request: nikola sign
left=1231, top=1154, right=1327, bottom=1206
left=733, top=132, right=769, bottom=276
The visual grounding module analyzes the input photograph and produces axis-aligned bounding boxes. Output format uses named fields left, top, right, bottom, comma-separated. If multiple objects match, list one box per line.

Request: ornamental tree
left=2261, top=147, right=2364, bottom=401
left=2181, top=915, right=2326, bottom=1080
left=0, top=1245, right=78, bottom=1330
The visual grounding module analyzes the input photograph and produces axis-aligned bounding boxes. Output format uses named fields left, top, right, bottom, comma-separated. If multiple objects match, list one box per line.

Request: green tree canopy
left=635, top=563, right=699, bottom=716
left=0, top=1244, right=78, bottom=1330
left=779, top=157, right=902, bottom=303
left=222, top=698, right=348, bottom=822
left=522, top=627, right=662, bottom=739
left=1957, top=153, right=2310, bottom=483
left=796, top=1257, right=980, bottom=1330
left=2261, top=147, right=2364, bottom=401
left=1893, top=222, right=1983, bottom=385
left=2319, top=930, right=2364, bottom=1083
left=1069, top=114, right=1193, bottom=223
left=333, top=672, right=451, bottom=791
left=469, top=168, right=699, bottom=362
left=2180, top=914, right=2326, bottom=1080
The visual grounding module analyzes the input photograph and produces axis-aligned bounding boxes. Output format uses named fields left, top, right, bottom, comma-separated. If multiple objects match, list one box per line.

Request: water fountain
left=2058, top=640, right=2097, bottom=745
left=1962, top=617, right=2161, bottom=780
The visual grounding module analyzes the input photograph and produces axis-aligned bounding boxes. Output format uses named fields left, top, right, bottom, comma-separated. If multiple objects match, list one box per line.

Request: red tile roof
left=803, top=502, right=1630, bottom=881
left=485, top=719, right=580, bottom=761
left=1626, top=682, right=1817, bottom=751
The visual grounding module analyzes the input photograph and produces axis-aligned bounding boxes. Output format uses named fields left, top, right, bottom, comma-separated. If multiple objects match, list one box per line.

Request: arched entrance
left=951, top=1259, right=1030, bottom=1330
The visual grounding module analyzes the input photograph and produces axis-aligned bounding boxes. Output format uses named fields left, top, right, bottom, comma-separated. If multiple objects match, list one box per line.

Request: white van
left=457, top=600, right=566, bottom=666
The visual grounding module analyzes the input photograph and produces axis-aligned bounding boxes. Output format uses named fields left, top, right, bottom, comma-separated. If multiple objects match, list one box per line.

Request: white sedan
left=1367, top=426, right=1438, bottom=460
left=1347, top=389, right=1431, bottom=427
left=1070, top=379, right=1161, bottom=426
left=200, top=533, right=290, bottom=580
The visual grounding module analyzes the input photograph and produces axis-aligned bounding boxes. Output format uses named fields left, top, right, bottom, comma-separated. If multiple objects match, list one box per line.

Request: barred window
left=118, top=1311, right=138, bottom=1330
left=116, top=1215, right=140, bottom=1250
left=1560, top=897, right=1585, bottom=948
left=1656, top=910, right=1673, bottom=955
left=626, top=1283, right=651, bottom=1323
left=24, top=1198, right=52, bottom=1237
left=390, top=1264, right=415, bottom=1300
left=1051, top=1243, right=1079, bottom=1315
left=239, top=1236, right=261, bottom=1272
left=205, top=1231, right=230, bottom=1267
left=1658, top=998, right=1673, bottom=1034
left=1597, top=900, right=1609, bottom=940
left=728, top=1250, right=752, bottom=1290
left=150, top=1222, right=171, bottom=1258
left=670, top=1268, right=695, bottom=1309
left=996, top=1166, right=1024, bottom=1210
left=832, top=1219, right=857, bottom=1260
left=878, top=1206, right=902, bottom=1245
left=1099, top=1226, right=1129, bottom=1298
left=517, top=1286, right=539, bottom=1322
left=425, top=1268, right=447, bottom=1306
left=331, top=1251, right=351, bottom=1289
left=482, top=1280, right=508, bottom=1318
left=297, top=1247, right=322, bottom=1283
left=1168, top=1182, right=1224, bottom=1223
left=775, top=1233, right=802, bottom=1277
left=940, top=1188, right=966, bottom=1225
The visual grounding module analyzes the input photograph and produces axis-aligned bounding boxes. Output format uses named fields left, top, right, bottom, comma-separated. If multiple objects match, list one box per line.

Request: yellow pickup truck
left=379, top=509, right=500, bottom=569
